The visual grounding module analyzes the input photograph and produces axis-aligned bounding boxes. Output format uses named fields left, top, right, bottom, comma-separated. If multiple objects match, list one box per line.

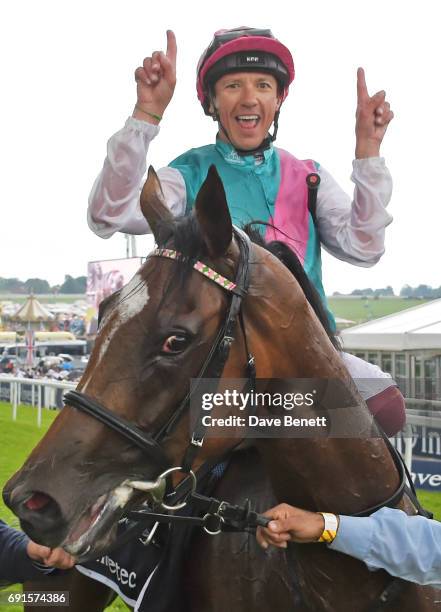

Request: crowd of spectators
left=4, top=315, right=86, bottom=338
left=48, top=314, right=86, bottom=337
left=0, top=353, right=82, bottom=383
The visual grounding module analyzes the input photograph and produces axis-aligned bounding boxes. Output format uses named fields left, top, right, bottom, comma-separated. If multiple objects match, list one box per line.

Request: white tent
left=11, top=295, right=54, bottom=322
left=341, top=299, right=441, bottom=352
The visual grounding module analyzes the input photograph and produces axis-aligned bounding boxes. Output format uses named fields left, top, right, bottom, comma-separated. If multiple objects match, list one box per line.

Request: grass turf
left=328, top=297, right=430, bottom=325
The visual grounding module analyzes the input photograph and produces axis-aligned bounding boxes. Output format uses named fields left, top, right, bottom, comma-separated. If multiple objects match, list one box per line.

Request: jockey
left=88, top=28, right=394, bottom=332
left=87, top=28, right=403, bottom=433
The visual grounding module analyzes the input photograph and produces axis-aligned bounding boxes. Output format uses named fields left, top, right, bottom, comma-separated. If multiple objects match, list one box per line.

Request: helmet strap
left=271, top=109, right=280, bottom=142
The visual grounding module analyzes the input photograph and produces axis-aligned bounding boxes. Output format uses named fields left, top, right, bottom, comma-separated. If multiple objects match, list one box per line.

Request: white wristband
left=317, top=512, right=339, bottom=543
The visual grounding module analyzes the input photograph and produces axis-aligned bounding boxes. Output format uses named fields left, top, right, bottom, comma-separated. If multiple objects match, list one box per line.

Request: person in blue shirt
left=256, top=503, right=441, bottom=588
left=0, top=520, right=75, bottom=586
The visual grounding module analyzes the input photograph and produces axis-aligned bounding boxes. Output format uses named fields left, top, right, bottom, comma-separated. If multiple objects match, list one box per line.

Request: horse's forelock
left=156, top=214, right=204, bottom=259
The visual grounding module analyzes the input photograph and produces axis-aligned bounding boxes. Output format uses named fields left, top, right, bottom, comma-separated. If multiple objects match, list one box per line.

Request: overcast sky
left=1, top=0, right=440, bottom=294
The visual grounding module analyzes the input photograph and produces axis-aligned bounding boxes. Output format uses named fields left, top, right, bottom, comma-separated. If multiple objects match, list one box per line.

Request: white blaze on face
left=118, top=273, right=150, bottom=325
left=82, top=273, right=149, bottom=391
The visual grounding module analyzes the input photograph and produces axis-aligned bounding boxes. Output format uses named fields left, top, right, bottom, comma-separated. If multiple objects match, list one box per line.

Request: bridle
left=65, top=225, right=413, bottom=518
left=65, top=227, right=256, bottom=495
left=64, top=228, right=432, bottom=609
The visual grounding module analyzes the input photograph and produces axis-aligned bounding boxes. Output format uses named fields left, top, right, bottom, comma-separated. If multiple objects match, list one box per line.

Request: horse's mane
left=242, top=223, right=340, bottom=350
left=155, top=216, right=339, bottom=350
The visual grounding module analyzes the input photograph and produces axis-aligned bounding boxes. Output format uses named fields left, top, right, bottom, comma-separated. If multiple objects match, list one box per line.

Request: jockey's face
left=211, top=72, right=280, bottom=151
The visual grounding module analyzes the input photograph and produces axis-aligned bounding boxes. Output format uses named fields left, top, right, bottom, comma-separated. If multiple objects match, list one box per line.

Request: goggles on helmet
left=204, top=28, right=275, bottom=59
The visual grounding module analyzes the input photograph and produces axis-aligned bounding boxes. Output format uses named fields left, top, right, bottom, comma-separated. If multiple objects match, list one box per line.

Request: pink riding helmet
left=197, top=27, right=295, bottom=115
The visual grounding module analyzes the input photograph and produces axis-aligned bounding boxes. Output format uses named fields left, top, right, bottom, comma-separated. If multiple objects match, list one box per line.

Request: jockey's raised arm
left=132, top=30, right=177, bottom=125
left=355, top=67, right=394, bottom=159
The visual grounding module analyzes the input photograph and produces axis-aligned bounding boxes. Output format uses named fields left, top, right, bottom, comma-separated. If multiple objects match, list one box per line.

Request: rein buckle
left=191, top=435, right=204, bottom=448
left=219, top=335, right=235, bottom=358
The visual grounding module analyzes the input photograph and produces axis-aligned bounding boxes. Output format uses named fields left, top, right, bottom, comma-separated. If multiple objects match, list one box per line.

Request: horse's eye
left=161, top=335, right=189, bottom=355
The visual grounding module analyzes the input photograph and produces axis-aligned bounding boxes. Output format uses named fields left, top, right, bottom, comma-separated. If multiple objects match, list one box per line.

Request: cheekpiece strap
left=150, top=248, right=237, bottom=292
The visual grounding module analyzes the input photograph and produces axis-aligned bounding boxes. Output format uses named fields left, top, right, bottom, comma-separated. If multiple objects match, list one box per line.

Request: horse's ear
left=140, top=166, right=174, bottom=239
left=195, top=165, right=232, bottom=258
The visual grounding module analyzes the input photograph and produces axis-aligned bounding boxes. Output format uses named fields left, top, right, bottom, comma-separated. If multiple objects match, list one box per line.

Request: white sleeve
left=341, top=352, right=395, bottom=401
left=315, top=158, right=393, bottom=267
left=87, top=117, right=186, bottom=239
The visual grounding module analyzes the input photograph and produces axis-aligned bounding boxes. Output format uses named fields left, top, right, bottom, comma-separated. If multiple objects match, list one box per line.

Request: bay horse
left=3, top=166, right=440, bottom=611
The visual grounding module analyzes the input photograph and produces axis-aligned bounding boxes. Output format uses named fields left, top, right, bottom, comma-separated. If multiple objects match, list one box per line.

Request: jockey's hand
left=27, top=541, right=76, bottom=570
left=355, top=67, right=394, bottom=159
left=133, top=30, right=177, bottom=124
left=256, top=503, right=325, bottom=549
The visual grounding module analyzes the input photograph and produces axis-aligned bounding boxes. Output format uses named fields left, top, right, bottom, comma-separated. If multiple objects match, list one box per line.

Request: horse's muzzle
left=3, top=482, right=68, bottom=547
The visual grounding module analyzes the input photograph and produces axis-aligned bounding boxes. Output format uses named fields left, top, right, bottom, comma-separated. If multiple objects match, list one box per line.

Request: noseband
left=65, top=228, right=255, bottom=475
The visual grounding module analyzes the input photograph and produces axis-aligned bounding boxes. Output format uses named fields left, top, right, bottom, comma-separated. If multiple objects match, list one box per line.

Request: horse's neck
left=245, top=263, right=400, bottom=515
left=254, top=376, right=400, bottom=515
left=256, top=434, right=400, bottom=515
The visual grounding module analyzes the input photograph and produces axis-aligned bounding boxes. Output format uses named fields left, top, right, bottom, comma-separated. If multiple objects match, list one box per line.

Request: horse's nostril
left=24, top=492, right=52, bottom=512
left=14, top=491, right=67, bottom=547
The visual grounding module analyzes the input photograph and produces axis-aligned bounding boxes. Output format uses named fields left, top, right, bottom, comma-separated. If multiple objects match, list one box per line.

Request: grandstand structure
left=341, top=298, right=441, bottom=400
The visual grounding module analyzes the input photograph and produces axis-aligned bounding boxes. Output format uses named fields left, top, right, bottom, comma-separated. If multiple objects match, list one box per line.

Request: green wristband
left=135, top=106, right=162, bottom=122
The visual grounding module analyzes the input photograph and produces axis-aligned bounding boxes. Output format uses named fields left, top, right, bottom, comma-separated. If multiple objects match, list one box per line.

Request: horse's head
left=3, top=165, right=287, bottom=559
left=4, top=164, right=347, bottom=559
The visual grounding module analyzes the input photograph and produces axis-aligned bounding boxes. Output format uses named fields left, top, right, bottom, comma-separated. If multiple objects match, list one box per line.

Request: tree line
left=333, top=285, right=441, bottom=298
left=2, top=277, right=440, bottom=299
left=0, top=275, right=87, bottom=295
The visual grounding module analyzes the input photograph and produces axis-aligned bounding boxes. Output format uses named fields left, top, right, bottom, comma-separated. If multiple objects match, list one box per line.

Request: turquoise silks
left=169, top=139, right=335, bottom=330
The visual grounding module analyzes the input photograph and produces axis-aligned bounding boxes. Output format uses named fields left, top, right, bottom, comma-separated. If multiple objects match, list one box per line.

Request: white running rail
left=0, top=375, right=76, bottom=427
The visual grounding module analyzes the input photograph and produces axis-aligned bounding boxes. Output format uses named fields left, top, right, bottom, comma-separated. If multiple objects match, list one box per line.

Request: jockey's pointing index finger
left=357, top=67, right=369, bottom=102
left=166, top=30, right=177, bottom=64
